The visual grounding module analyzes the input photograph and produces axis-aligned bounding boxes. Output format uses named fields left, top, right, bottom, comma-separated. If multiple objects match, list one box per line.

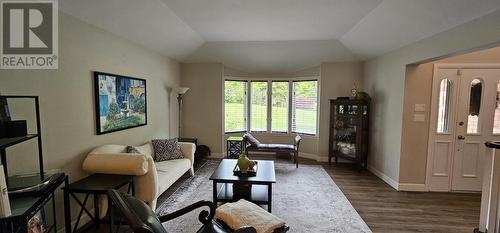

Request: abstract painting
left=94, top=72, right=147, bottom=135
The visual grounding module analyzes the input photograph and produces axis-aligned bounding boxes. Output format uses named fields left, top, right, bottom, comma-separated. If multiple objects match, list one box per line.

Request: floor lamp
left=177, top=87, right=189, bottom=138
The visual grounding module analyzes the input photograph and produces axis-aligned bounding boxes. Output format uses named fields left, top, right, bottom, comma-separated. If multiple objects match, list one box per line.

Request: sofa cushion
left=135, top=143, right=153, bottom=158
left=243, top=133, right=261, bottom=147
left=257, top=144, right=295, bottom=150
left=155, top=159, right=191, bottom=194
left=152, top=139, right=183, bottom=162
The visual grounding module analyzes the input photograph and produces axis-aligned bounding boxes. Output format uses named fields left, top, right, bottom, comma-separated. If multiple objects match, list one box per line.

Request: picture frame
left=94, top=71, right=147, bottom=135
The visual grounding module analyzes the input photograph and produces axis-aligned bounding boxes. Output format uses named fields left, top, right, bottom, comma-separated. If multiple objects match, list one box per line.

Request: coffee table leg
left=268, top=184, right=272, bottom=212
left=213, top=181, right=217, bottom=206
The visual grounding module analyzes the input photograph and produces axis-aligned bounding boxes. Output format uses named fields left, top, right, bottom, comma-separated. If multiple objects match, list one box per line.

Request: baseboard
left=398, top=183, right=427, bottom=192
left=299, top=152, right=329, bottom=162
left=367, top=165, right=399, bottom=190
left=207, top=153, right=223, bottom=159
left=57, top=210, right=92, bottom=233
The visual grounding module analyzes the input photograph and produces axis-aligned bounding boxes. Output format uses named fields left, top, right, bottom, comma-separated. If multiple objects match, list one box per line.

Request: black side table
left=178, top=138, right=198, bottom=146
left=226, top=136, right=244, bottom=159
left=63, top=174, right=134, bottom=233
left=0, top=173, right=68, bottom=233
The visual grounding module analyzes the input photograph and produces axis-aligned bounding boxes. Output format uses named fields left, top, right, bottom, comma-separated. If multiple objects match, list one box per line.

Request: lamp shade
left=177, top=87, right=190, bottom=95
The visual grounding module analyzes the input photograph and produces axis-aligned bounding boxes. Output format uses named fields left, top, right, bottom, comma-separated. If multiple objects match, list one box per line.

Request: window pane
left=437, top=79, right=452, bottom=133
left=467, top=79, right=482, bottom=134
left=272, top=82, right=289, bottom=132
left=251, top=81, right=268, bottom=131
left=493, top=82, right=500, bottom=134
left=224, top=81, right=246, bottom=132
left=292, top=81, right=318, bottom=134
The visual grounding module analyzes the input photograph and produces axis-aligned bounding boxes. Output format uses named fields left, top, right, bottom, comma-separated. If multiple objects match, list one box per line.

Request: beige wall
left=400, top=63, right=434, bottom=184
left=318, top=62, right=364, bottom=157
left=180, top=63, right=224, bottom=154
left=0, top=12, right=179, bottom=226
left=364, top=9, right=500, bottom=188
left=400, top=46, right=500, bottom=185
left=224, top=66, right=320, bottom=78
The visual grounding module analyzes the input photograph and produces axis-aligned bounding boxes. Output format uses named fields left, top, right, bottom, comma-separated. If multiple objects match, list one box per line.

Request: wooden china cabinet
left=329, top=98, right=369, bottom=170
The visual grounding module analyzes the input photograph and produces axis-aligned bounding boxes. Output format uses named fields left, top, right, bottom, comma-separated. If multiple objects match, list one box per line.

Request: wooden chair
left=107, top=189, right=257, bottom=233
left=243, top=133, right=302, bottom=168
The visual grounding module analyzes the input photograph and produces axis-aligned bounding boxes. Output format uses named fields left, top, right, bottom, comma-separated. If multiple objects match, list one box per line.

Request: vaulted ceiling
left=60, top=0, right=500, bottom=73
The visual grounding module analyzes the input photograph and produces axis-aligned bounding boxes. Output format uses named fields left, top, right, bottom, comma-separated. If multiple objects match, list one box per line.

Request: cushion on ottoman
left=215, top=199, right=286, bottom=233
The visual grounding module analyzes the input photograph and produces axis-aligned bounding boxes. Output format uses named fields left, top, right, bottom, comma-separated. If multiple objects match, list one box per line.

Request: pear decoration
left=237, top=154, right=251, bottom=172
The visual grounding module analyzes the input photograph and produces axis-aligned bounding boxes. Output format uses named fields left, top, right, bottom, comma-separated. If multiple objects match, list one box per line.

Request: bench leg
left=295, top=152, right=298, bottom=168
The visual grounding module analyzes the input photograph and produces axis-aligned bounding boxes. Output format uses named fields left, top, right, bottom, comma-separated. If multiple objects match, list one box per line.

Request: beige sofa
left=83, top=142, right=196, bottom=209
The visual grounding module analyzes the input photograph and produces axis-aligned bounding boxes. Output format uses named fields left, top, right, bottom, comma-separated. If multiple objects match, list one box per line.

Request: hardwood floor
left=157, top=156, right=481, bottom=233
left=322, top=162, right=480, bottom=233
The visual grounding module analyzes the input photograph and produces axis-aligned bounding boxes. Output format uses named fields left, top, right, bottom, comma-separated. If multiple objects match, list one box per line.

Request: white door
left=427, top=65, right=500, bottom=192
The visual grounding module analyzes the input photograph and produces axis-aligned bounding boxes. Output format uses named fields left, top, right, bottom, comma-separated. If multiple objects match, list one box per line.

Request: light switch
left=414, top=114, right=425, bottom=122
left=415, top=104, right=425, bottom=112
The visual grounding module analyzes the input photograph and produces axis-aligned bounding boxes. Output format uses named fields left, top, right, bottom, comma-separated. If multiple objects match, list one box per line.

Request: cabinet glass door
left=333, top=103, right=358, bottom=159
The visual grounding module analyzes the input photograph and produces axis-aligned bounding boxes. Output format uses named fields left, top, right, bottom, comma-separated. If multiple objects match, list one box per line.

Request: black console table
left=64, top=174, right=135, bottom=233
left=0, top=96, right=44, bottom=186
left=0, top=173, right=68, bottom=233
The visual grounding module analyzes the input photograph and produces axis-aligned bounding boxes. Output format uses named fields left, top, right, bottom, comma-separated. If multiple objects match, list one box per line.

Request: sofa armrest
left=179, top=142, right=196, bottom=166
left=83, top=153, right=149, bottom=176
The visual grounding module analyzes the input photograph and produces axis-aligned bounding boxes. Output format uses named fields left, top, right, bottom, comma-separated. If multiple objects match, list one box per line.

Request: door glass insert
left=437, top=79, right=452, bottom=133
left=493, top=82, right=500, bottom=134
left=467, top=79, right=482, bottom=134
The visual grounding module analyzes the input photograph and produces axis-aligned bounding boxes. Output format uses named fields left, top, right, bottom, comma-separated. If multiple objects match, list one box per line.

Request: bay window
left=224, top=79, right=318, bottom=135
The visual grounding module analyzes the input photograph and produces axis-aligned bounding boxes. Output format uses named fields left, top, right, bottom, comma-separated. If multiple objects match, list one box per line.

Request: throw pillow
left=243, top=133, right=261, bottom=147
left=125, top=146, right=141, bottom=154
left=152, top=139, right=183, bottom=162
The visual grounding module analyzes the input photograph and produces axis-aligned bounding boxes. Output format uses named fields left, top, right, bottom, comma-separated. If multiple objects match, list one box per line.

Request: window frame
left=223, top=79, right=248, bottom=133
left=223, top=77, right=319, bottom=136
left=271, top=80, right=291, bottom=134
left=291, top=79, right=319, bottom=136
left=249, top=80, right=269, bottom=133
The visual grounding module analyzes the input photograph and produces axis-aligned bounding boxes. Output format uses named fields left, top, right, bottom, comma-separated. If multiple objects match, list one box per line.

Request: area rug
left=156, top=160, right=372, bottom=233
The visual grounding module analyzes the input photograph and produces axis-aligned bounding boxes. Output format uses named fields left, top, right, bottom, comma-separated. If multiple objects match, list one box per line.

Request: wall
left=180, top=63, right=224, bottom=155
left=399, top=46, right=500, bottom=188
left=364, top=9, right=500, bottom=189
left=0, top=12, right=180, bottom=228
left=318, top=62, right=364, bottom=157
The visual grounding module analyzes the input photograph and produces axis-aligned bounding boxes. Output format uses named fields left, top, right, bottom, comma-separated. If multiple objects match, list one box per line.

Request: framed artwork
left=94, top=71, right=147, bottom=135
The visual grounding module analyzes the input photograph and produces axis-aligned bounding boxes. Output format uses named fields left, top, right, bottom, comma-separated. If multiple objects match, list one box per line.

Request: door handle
left=457, top=135, right=465, bottom=140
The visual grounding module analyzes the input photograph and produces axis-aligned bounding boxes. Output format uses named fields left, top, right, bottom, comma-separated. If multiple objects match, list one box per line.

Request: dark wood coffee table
left=210, top=159, right=276, bottom=212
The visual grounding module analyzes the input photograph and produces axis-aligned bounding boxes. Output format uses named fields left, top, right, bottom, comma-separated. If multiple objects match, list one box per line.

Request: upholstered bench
left=243, top=133, right=302, bottom=168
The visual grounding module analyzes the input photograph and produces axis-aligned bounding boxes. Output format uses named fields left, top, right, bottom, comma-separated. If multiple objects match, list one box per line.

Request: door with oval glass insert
left=427, top=66, right=500, bottom=192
